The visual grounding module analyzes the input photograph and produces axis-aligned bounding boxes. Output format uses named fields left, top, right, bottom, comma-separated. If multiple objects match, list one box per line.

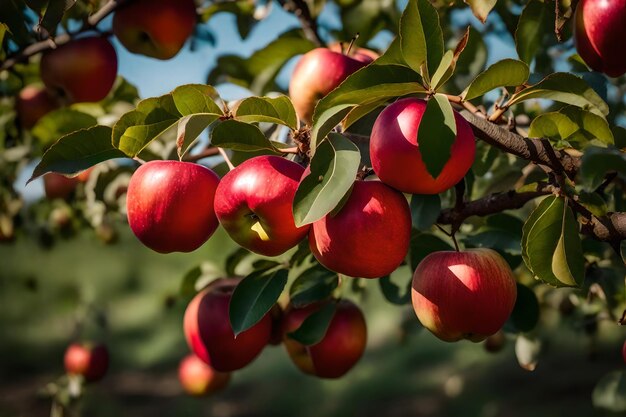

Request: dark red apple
left=40, top=37, right=118, bottom=103
left=214, top=155, right=310, bottom=257
left=622, top=340, right=626, bottom=364
left=43, top=173, right=78, bottom=200
left=289, top=45, right=378, bottom=124
left=178, top=353, right=230, bottom=396
left=370, top=97, right=476, bottom=195
left=16, top=85, right=59, bottom=129
left=126, top=160, right=220, bottom=254
left=412, top=249, right=517, bottom=342
left=308, top=180, right=411, bottom=278
left=282, top=299, right=367, bottom=379
left=64, top=342, right=109, bottom=382
left=574, top=0, right=626, bottom=77
left=113, top=0, right=197, bottom=60
left=183, top=283, right=272, bottom=372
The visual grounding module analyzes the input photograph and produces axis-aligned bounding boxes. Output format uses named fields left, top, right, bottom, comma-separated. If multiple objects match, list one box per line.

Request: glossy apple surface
left=282, top=300, right=367, bottom=379
left=574, top=0, right=626, bottom=77
left=370, top=97, right=476, bottom=195
left=43, top=173, right=78, bottom=200
left=309, top=180, right=411, bottom=278
left=183, top=283, right=272, bottom=372
left=113, top=0, right=197, bottom=60
left=214, top=155, right=309, bottom=257
left=412, top=248, right=517, bottom=342
left=289, top=46, right=377, bottom=124
left=40, top=37, right=118, bottom=103
left=64, top=343, right=109, bottom=382
left=178, top=354, right=230, bottom=396
left=16, top=85, right=59, bottom=129
left=126, top=160, right=220, bottom=254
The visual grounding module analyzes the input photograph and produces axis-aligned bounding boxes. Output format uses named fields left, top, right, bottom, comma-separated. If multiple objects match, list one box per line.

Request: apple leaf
left=579, top=147, right=626, bottom=190
left=289, top=265, right=338, bottom=307
left=418, top=94, right=457, bottom=179
left=515, top=0, right=552, bottom=65
left=178, top=264, right=222, bottom=298
left=515, top=335, right=541, bottom=371
left=311, top=64, right=424, bottom=151
left=429, top=27, right=471, bottom=91
left=593, top=371, right=626, bottom=412
left=613, top=126, right=626, bottom=149
left=229, top=267, right=288, bottom=336
left=409, top=232, right=453, bottom=271
left=379, top=275, right=411, bottom=305
left=29, top=125, right=126, bottom=182
left=505, top=283, right=540, bottom=333
left=507, top=73, right=609, bottom=116
left=462, top=59, right=530, bottom=101
left=39, top=0, right=75, bottom=38
left=32, top=108, right=98, bottom=148
left=399, top=0, right=444, bottom=80
left=287, top=302, right=337, bottom=346
left=176, top=114, right=222, bottom=159
left=210, top=119, right=280, bottom=153
left=410, top=194, right=441, bottom=231
left=373, top=35, right=407, bottom=67
left=521, top=196, right=585, bottom=288
left=292, top=133, right=360, bottom=227
left=171, top=84, right=223, bottom=116
left=464, top=0, right=497, bottom=23
left=234, top=96, right=298, bottom=130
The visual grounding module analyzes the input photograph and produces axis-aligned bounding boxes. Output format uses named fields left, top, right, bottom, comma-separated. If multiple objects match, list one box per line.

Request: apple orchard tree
left=2, top=0, right=626, bottom=412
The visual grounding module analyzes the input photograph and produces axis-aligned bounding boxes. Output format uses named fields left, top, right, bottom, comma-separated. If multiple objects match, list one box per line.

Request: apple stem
left=133, top=156, right=146, bottom=165
left=345, top=33, right=359, bottom=56
left=451, top=232, right=460, bottom=252
left=435, top=223, right=461, bottom=252
left=218, top=148, right=235, bottom=171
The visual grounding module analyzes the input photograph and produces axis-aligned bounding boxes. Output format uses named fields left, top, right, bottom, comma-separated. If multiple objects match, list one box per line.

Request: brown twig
left=276, top=0, right=325, bottom=47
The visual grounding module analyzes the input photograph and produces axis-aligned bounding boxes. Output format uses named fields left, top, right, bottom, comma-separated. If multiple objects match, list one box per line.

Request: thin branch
left=182, top=147, right=220, bottom=162
left=276, top=0, right=325, bottom=47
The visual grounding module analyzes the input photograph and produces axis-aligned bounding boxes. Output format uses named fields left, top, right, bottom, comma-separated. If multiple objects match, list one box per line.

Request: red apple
left=43, top=173, right=78, bottom=200
left=40, top=37, right=118, bottom=103
left=64, top=342, right=109, bottom=382
left=113, top=0, right=197, bottom=60
left=370, top=97, right=476, bottom=195
left=308, top=180, right=411, bottom=278
left=411, top=249, right=517, bottom=342
left=183, top=283, right=272, bottom=372
left=574, top=0, right=626, bottom=77
left=289, top=45, right=377, bottom=124
left=126, top=160, right=220, bottom=254
left=214, top=155, right=310, bottom=257
left=15, top=85, right=59, bottom=129
left=282, top=299, right=367, bottom=379
left=178, top=353, right=230, bottom=396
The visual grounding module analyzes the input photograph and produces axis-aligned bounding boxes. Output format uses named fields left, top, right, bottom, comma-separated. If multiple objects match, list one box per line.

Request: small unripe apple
left=113, top=0, right=197, bottom=60
left=43, top=173, right=78, bottom=200
left=289, top=45, right=377, bottom=124
left=308, top=180, right=411, bottom=278
left=214, top=155, right=310, bottom=257
left=370, top=97, right=476, bottom=195
left=126, top=160, right=220, bottom=254
left=16, top=85, right=59, bottom=129
left=64, top=342, right=109, bottom=382
left=40, top=37, right=118, bottom=103
left=282, top=299, right=367, bottom=379
left=574, top=0, right=626, bottom=77
left=412, top=248, right=517, bottom=342
left=183, top=283, right=272, bottom=372
left=178, top=354, right=230, bottom=396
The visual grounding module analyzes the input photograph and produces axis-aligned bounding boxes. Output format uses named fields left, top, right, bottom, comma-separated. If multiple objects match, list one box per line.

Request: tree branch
left=276, top=0, right=324, bottom=47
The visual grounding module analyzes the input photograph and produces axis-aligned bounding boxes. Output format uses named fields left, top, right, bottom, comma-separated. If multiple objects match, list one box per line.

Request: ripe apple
left=622, top=340, right=626, bottom=364
left=126, top=160, right=220, bottom=254
left=370, top=97, right=476, bottom=195
left=43, top=173, right=79, bottom=200
left=214, top=155, right=310, bottom=257
left=574, top=0, right=626, bottom=78
left=282, top=299, right=367, bottom=379
left=289, top=45, right=378, bottom=124
left=178, top=353, right=230, bottom=396
left=183, top=283, right=272, bottom=372
left=64, top=342, right=109, bottom=382
left=113, top=0, right=197, bottom=60
left=411, top=248, right=517, bottom=342
left=308, top=180, right=411, bottom=278
left=40, top=37, right=117, bottom=103
left=15, top=85, right=59, bottom=129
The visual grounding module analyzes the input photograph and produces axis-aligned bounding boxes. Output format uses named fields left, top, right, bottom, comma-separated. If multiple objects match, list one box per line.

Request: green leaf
left=409, top=232, right=453, bottom=271
left=379, top=275, right=411, bottom=305
left=429, top=28, right=471, bottom=91
left=464, top=0, right=497, bottom=23
left=234, top=96, right=298, bottom=130
left=32, top=108, right=98, bottom=148
left=225, top=247, right=251, bottom=277
left=29, top=126, right=125, bottom=182
left=462, top=59, right=530, bottom=101
left=410, top=194, right=441, bottom=231
left=373, top=35, right=407, bottom=67
left=287, top=302, right=337, bottom=346
left=176, top=114, right=221, bottom=159
left=171, top=84, right=223, bottom=116
left=593, top=371, right=626, bottom=412
left=289, top=265, right=338, bottom=307
left=210, top=119, right=278, bottom=152
left=507, top=73, right=609, bottom=116
left=292, top=133, right=360, bottom=227
left=311, top=64, right=424, bottom=151
left=0, top=0, right=32, bottom=47
left=399, top=0, right=444, bottom=79
left=507, top=283, right=540, bottom=333
left=522, top=196, right=585, bottom=287
left=40, top=0, right=74, bottom=37
left=178, top=264, right=222, bottom=298
left=515, top=0, right=551, bottom=64
left=418, top=94, right=457, bottom=179
left=613, top=126, right=626, bottom=149
left=229, top=267, right=288, bottom=336
left=579, top=147, right=626, bottom=190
